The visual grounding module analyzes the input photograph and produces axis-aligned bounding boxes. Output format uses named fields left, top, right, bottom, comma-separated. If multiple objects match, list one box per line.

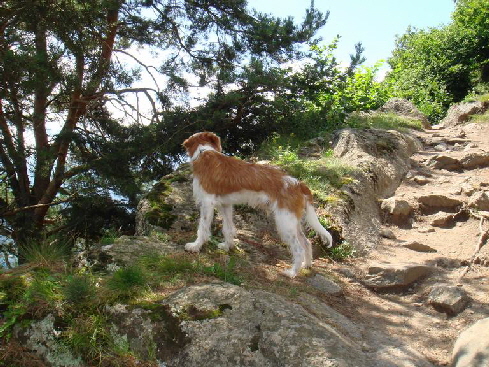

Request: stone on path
left=428, top=284, right=470, bottom=316
left=364, top=262, right=432, bottom=290
left=402, top=241, right=437, bottom=253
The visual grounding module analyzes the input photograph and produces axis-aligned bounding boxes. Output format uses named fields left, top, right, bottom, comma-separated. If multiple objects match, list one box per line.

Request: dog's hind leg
left=298, top=225, right=313, bottom=268
left=185, top=199, right=214, bottom=252
left=217, top=204, right=236, bottom=251
left=275, top=209, right=305, bottom=278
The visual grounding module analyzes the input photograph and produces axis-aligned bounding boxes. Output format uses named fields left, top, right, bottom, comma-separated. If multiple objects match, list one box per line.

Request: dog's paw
left=281, top=268, right=297, bottom=278
left=185, top=242, right=201, bottom=252
left=217, top=242, right=231, bottom=251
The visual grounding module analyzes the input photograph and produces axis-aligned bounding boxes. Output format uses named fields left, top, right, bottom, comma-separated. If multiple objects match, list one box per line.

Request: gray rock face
left=13, top=314, right=84, bottom=367
left=428, top=284, right=470, bottom=316
left=452, top=318, right=489, bottom=367
left=306, top=274, right=343, bottom=295
left=364, top=262, right=432, bottom=290
left=161, top=283, right=369, bottom=367
left=440, top=100, right=489, bottom=127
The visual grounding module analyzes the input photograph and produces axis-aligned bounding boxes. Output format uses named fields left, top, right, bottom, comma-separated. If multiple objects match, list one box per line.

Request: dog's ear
left=206, top=132, right=222, bottom=152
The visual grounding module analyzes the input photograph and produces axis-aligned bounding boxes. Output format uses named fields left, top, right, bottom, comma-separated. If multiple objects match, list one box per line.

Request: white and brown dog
left=182, top=132, right=333, bottom=277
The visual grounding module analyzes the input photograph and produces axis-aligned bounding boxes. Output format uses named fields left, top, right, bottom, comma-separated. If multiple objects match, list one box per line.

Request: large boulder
left=440, top=100, right=489, bottom=128
left=452, top=318, right=489, bottom=367
left=331, top=128, right=422, bottom=252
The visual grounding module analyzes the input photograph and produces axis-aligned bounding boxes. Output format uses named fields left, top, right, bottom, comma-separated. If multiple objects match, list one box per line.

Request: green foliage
left=346, top=112, right=424, bottom=131
left=387, top=0, right=489, bottom=122
left=264, top=136, right=356, bottom=203
left=325, top=242, right=356, bottom=261
left=107, top=266, right=147, bottom=298
left=0, top=0, right=328, bottom=255
left=63, top=274, right=96, bottom=305
left=19, top=239, right=70, bottom=267
left=200, top=257, right=242, bottom=286
left=65, top=314, right=113, bottom=364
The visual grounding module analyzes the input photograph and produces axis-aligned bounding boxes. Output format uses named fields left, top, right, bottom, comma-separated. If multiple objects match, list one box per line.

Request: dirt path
left=333, top=122, right=489, bottom=366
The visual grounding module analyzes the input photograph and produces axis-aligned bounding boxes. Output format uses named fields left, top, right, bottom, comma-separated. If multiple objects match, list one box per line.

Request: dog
left=182, top=132, right=333, bottom=277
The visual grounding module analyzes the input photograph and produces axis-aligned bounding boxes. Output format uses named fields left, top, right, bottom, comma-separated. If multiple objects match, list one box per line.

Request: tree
left=386, top=0, right=489, bottom=122
left=0, top=0, right=328, bottom=256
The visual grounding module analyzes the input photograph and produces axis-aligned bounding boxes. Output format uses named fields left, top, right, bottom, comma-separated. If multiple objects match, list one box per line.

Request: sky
left=246, top=0, right=456, bottom=67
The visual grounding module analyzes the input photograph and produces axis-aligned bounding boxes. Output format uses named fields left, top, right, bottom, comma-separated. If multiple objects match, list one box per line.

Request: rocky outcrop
left=331, top=128, right=422, bottom=252
left=439, top=100, right=489, bottom=128
left=379, top=98, right=431, bottom=129
left=75, top=235, right=183, bottom=270
left=135, top=164, right=198, bottom=237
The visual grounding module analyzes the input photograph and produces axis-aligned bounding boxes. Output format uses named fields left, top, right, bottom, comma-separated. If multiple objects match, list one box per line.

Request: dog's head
left=183, top=132, right=222, bottom=157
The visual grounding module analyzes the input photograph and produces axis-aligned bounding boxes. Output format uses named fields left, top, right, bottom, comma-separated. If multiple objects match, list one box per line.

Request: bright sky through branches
left=247, top=0, right=455, bottom=66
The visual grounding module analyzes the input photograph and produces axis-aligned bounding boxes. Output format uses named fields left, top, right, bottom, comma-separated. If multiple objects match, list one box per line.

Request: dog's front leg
left=217, top=204, right=236, bottom=251
left=185, top=200, right=214, bottom=252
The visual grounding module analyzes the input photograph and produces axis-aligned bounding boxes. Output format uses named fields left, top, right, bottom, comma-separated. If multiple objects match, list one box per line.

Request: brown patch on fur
left=184, top=132, right=313, bottom=218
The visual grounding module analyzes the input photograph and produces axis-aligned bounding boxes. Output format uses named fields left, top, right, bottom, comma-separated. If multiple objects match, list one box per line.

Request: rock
left=306, top=274, right=343, bottom=295
left=330, top=128, right=421, bottom=253
left=298, top=137, right=327, bottom=157
left=461, top=182, right=478, bottom=196
left=412, top=176, right=430, bottom=185
left=417, top=194, right=463, bottom=210
left=429, top=154, right=461, bottom=171
left=364, top=262, right=432, bottom=290
left=106, top=303, right=189, bottom=363
left=381, top=197, right=414, bottom=224
left=161, top=283, right=370, bottom=367
left=430, top=213, right=456, bottom=228
left=418, top=227, right=435, bottom=233
left=136, top=164, right=198, bottom=237
left=460, top=151, right=489, bottom=169
left=428, top=284, right=470, bottom=316
left=402, top=241, right=437, bottom=253
left=452, top=318, right=489, bottom=367
left=381, top=197, right=413, bottom=216
left=433, top=142, right=449, bottom=152
left=440, top=100, right=489, bottom=127
left=380, top=228, right=397, bottom=239
left=79, top=235, right=183, bottom=270
left=13, top=314, right=84, bottom=367
left=379, top=98, right=430, bottom=129
left=468, top=191, right=489, bottom=211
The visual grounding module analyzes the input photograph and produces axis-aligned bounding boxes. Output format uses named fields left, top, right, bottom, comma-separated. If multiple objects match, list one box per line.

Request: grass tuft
left=346, top=112, right=423, bottom=131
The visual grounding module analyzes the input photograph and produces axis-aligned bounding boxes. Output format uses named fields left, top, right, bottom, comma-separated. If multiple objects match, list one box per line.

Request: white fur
left=190, top=144, right=217, bottom=162
left=186, top=171, right=333, bottom=278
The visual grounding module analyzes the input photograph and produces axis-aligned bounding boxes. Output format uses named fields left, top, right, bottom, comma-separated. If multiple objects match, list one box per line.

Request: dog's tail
left=301, top=183, right=333, bottom=247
